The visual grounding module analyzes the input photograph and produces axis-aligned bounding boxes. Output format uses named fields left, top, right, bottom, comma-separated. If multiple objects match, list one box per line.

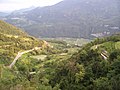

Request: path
left=8, top=47, right=42, bottom=69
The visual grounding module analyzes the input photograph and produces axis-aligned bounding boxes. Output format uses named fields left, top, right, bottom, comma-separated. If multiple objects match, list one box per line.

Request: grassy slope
left=0, top=20, right=44, bottom=65
left=0, top=20, right=27, bottom=36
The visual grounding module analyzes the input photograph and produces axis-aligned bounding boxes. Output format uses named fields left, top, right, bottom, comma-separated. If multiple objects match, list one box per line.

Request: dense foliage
left=0, top=20, right=120, bottom=90
left=0, top=20, right=76, bottom=90
left=49, top=34, right=120, bottom=90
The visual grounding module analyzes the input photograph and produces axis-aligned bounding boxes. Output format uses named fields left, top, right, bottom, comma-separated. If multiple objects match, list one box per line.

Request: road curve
left=8, top=47, right=42, bottom=69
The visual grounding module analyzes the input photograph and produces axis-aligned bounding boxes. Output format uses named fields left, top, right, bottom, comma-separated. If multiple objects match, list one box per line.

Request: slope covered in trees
left=0, top=21, right=120, bottom=90
left=0, top=20, right=79, bottom=90
left=49, top=34, right=120, bottom=90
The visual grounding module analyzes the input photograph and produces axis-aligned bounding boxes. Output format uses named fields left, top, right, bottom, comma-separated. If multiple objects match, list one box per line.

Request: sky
left=0, top=0, right=63, bottom=12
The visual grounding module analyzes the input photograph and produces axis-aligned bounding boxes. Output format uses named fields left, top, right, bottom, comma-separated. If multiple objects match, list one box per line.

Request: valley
left=0, top=0, right=120, bottom=89
left=2, top=0, right=120, bottom=39
left=0, top=20, right=120, bottom=90
left=0, top=20, right=90, bottom=89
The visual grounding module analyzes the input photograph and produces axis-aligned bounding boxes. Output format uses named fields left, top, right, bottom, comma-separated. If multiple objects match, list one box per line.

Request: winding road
left=8, top=47, right=42, bottom=69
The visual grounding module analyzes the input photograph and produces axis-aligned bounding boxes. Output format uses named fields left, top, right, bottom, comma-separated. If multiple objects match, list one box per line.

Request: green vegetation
left=0, top=20, right=120, bottom=90
left=42, top=37, right=90, bottom=46
left=49, top=34, right=120, bottom=90
left=0, top=20, right=44, bottom=65
left=0, top=20, right=27, bottom=36
left=0, top=20, right=80, bottom=89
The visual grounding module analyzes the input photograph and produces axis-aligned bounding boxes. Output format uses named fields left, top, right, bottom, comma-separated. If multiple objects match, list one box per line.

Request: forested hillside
left=49, top=34, right=120, bottom=90
left=0, top=0, right=120, bottom=89
left=0, top=20, right=120, bottom=89
left=4, top=0, right=120, bottom=38
left=0, top=20, right=80, bottom=89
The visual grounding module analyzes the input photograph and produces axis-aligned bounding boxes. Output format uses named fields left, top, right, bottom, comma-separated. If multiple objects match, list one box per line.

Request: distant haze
left=0, top=0, right=63, bottom=12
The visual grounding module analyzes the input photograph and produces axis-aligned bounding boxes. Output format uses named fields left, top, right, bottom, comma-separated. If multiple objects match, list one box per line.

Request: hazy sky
left=0, top=0, right=63, bottom=12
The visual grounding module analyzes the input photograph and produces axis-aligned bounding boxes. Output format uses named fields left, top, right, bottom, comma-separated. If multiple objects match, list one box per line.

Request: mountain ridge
left=0, top=20, right=27, bottom=36
left=3, top=0, right=120, bottom=38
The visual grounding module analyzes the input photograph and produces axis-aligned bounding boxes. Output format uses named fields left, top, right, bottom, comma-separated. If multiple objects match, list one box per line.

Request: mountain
left=11, top=6, right=36, bottom=15
left=4, top=0, right=120, bottom=38
left=0, top=12, right=10, bottom=19
left=0, top=12, right=10, bottom=17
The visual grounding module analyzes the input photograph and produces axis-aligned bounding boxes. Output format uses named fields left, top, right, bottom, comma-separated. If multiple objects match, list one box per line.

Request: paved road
left=9, top=47, right=42, bottom=69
